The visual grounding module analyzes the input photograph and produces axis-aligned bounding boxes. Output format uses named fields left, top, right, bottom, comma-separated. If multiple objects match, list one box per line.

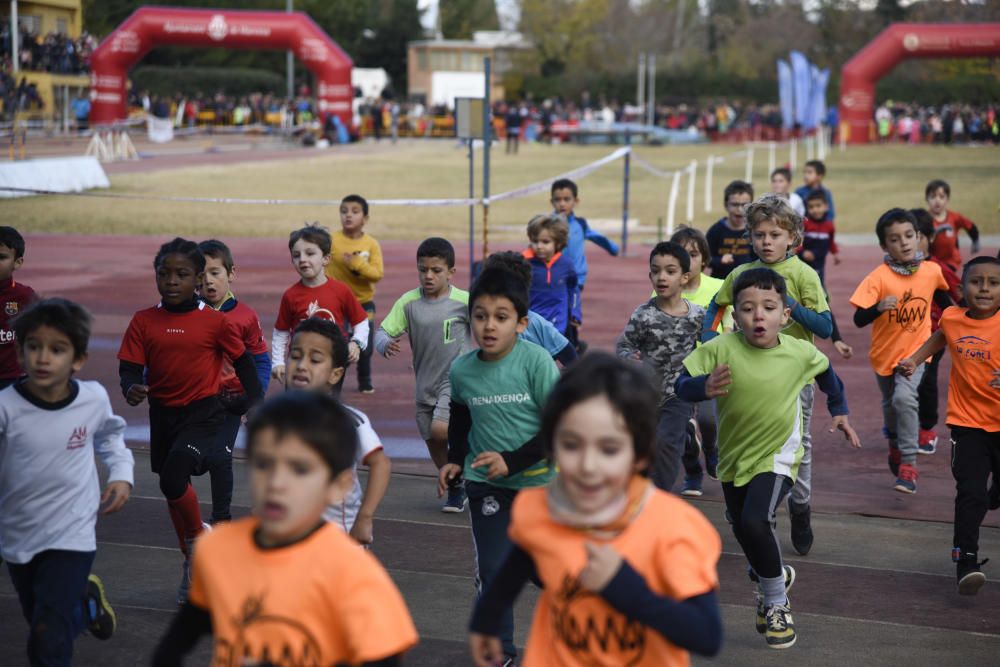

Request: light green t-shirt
left=714, top=255, right=828, bottom=342
left=449, top=339, right=559, bottom=489
left=683, top=332, right=830, bottom=486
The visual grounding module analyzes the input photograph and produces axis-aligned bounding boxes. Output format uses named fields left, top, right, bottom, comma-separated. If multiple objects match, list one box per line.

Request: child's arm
left=615, top=312, right=643, bottom=360
left=675, top=365, right=732, bottom=402
left=346, top=242, right=385, bottom=283
left=270, top=329, right=289, bottom=382
left=152, top=603, right=212, bottom=666
left=468, top=546, right=536, bottom=667
left=582, top=220, right=620, bottom=256
left=584, top=543, right=722, bottom=657
left=853, top=297, right=896, bottom=328
left=957, top=212, right=981, bottom=253
left=815, top=363, right=861, bottom=448
left=351, top=449, right=391, bottom=546
left=252, top=351, right=271, bottom=399
left=786, top=296, right=833, bottom=339
left=897, top=329, right=947, bottom=378
left=829, top=224, right=841, bottom=264
left=374, top=326, right=403, bottom=358
left=374, top=296, right=410, bottom=358
left=701, top=297, right=723, bottom=343
left=118, top=360, right=148, bottom=406
left=93, top=394, right=134, bottom=515
left=226, top=353, right=263, bottom=414
left=439, top=400, right=470, bottom=497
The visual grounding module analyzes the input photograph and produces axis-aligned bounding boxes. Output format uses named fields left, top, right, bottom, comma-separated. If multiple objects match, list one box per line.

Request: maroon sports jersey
left=274, top=279, right=367, bottom=336
left=118, top=302, right=246, bottom=407
left=219, top=299, right=267, bottom=394
left=0, top=279, right=38, bottom=380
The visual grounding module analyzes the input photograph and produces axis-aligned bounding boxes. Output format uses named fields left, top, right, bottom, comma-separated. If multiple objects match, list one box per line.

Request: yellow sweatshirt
left=326, top=230, right=384, bottom=306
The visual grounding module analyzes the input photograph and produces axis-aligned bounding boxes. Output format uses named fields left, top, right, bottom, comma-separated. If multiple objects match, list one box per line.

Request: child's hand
left=385, top=339, right=402, bottom=358
left=578, top=542, right=623, bottom=592
left=802, top=249, right=815, bottom=262
left=100, top=481, right=131, bottom=514
left=471, top=452, right=509, bottom=480
left=833, top=340, right=853, bottom=359
left=437, top=463, right=462, bottom=498
left=347, top=341, right=361, bottom=364
left=705, top=364, right=732, bottom=397
left=125, top=383, right=148, bottom=406
left=830, top=415, right=862, bottom=449
left=896, top=357, right=917, bottom=377
left=721, top=253, right=734, bottom=265
left=350, top=515, right=374, bottom=546
left=468, top=633, right=504, bottom=667
left=342, top=252, right=355, bottom=265
left=877, top=296, right=898, bottom=312
left=271, top=365, right=286, bottom=384
left=833, top=253, right=842, bottom=266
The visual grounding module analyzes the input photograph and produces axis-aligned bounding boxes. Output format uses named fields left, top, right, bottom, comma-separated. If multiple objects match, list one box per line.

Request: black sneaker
left=764, top=602, right=796, bottom=648
left=705, top=452, right=719, bottom=481
left=359, top=381, right=375, bottom=394
left=86, top=574, right=116, bottom=640
left=752, top=565, right=795, bottom=633
left=789, top=501, right=814, bottom=556
left=957, top=553, right=988, bottom=596
left=442, top=484, right=468, bottom=513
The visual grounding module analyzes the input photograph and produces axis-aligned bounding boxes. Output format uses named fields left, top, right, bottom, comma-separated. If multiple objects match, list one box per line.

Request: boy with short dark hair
left=799, top=190, right=840, bottom=285
left=706, top=180, right=754, bottom=279
left=0, top=226, right=38, bottom=389
left=271, top=224, right=369, bottom=390
left=439, top=266, right=560, bottom=665
left=3, top=298, right=133, bottom=664
left=152, top=391, right=418, bottom=666
left=285, top=318, right=391, bottom=545
left=925, top=179, right=980, bottom=272
left=617, top=241, right=704, bottom=493
left=850, top=208, right=950, bottom=494
left=770, top=167, right=804, bottom=217
left=197, top=239, right=270, bottom=524
left=523, top=213, right=577, bottom=336
left=327, top=195, right=384, bottom=393
left=677, top=268, right=859, bottom=649
left=795, top=160, right=835, bottom=221
left=374, top=237, right=472, bottom=511
left=909, top=209, right=963, bottom=454
left=550, top=178, right=619, bottom=351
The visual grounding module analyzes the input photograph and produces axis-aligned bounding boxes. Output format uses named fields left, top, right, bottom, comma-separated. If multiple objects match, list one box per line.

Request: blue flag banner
left=790, top=50, right=811, bottom=129
left=810, top=67, right=830, bottom=130
left=777, top=59, right=794, bottom=130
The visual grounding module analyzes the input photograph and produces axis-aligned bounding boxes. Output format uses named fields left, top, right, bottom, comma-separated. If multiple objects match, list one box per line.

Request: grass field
left=6, top=140, right=999, bottom=243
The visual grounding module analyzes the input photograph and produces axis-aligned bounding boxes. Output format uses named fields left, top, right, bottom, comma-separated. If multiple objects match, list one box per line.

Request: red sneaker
left=918, top=429, right=938, bottom=455
left=894, top=463, right=918, bottom=494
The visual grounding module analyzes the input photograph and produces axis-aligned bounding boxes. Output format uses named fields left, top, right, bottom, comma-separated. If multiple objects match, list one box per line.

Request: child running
left=523, top=213, right=577, bottom=337
left=703, top=194, right=833, bottom=556
left=617, top=242, right=703, bottom=493
left=152, top=391, right=418, bottom=666
left=285, top=317, right=391, bottom=545
left=794, top=160, right=835, bottom=221
left=706, top=180, right=755, bottom=279
left=799, top=190, right=853, bottom=360
left=374, top=237, right=472, bottom=511
left=469, top=353, right=723, bottom=666
left=925, top=179, right=980, bottom=273
left=550, top=178, right=619, bottom=351
left=2, top=298, right=133, bottom=664
left=197, top=239, right=271, bottom=524
left=898, top=256, right=1000, bottom=595
left=327, top=194, right=384, bottom=393
left=909, top=210, right=963, bottom=454
left=440, top=266, right=560, bottom=665
left=0, top=226, right=37, bottom=390
left=850, top=209, right=950, bottom=494
left=118, top=238, right=262, bottom=604
left=271, top=224, right=369, bottom=392
left=677, top=268, right=860, bottom=649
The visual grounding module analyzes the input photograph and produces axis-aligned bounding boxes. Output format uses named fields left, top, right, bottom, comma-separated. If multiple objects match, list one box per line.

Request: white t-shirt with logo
left=323, top=404, right=383, bottom=534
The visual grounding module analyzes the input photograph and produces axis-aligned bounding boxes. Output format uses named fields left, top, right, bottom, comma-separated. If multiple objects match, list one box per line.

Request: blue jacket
left=523, top=249, right=578, bottom=334
left=563, top=213, right=619, bottom=285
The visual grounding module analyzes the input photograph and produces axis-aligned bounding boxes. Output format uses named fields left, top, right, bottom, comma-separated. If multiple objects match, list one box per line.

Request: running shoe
left=753, top=565, right=796, bottom=633
left=894, top=463, right=918, bottom=494
left=86, top=574, right=116, bottom=640
left=442, top=484, right=468, bottom=513
left=957, top=553, right=988, bottom=596
left=680, top=475, right=704, bottom=497
left=764, top=603, right=796, bottom=648
left=917, top=429, right=938, bottom=455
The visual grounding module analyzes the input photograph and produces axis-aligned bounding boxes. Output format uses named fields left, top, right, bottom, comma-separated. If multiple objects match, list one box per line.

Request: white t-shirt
left=323, top=404, right=383, bottom=533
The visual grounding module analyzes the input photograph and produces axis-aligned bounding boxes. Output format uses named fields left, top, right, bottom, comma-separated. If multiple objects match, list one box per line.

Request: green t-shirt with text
left=450, top=340, right=559, bottom=489
left=683, top=332, right=829, bottom=486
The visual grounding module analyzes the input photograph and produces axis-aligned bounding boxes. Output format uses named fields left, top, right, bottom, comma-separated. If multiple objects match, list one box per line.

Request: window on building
left=18, top=15, right=42, bottom=35
left=417, top=49, right=428, bottom=71
left=56, top=18, right=68, bottom=35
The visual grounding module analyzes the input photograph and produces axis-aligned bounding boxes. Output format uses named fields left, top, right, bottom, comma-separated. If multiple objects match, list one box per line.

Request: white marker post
left=686, top=159, right=697, bottom=223
left=704, top=155, right=715, bottom=213
left=744, top=146, right=754, bottom=184
left=790, top=138, right=798, bottom=172
left=768, top=141, right=776, bottom=176
left=666, top=169, right=681, bottom=238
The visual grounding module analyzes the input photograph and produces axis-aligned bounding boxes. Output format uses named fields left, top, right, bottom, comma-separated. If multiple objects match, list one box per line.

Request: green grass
left=6, top=141, right=999, bottom=243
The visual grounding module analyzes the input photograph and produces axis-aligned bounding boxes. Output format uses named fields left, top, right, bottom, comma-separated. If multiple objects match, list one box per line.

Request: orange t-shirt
left=850, top=262, right=947, bottom=376
left=938, top=307, right=1000, bottom=432
left=189, top=518, right=418, bottom=666
left=508, top=481, right=721, bottom=667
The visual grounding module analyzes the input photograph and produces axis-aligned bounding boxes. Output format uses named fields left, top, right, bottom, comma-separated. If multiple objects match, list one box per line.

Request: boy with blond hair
left=703, top=195, right=832, bottom=556
left=523, top=213, right=577, bottom=336
left=327, top=195, right=384, bottom=393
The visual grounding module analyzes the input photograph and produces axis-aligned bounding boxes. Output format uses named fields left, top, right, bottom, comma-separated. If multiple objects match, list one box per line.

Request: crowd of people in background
left=875, top=101, right=999, bottom=144
left=0, top=26, right=96, bottom=75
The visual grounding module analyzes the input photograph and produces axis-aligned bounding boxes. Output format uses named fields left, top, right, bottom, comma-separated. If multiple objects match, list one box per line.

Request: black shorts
left=149, top=395, right=225, bottom=475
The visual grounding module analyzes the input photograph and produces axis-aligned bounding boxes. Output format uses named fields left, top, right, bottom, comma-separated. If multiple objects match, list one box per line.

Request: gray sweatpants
left=654, top=397, right=694, bottom=493
left=790, top=383, right=815, bottom=506
left=876, top=367, right=924, bottom=465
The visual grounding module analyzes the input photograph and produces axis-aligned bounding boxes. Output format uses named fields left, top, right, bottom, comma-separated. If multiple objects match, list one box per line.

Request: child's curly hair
left=744, top=194, right=803, bottom=250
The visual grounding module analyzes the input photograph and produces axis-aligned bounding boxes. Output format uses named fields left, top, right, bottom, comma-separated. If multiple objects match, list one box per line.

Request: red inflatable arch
left=839, top=23, right=1000, bottom=144
left=89, top=7, right=353, bottom=127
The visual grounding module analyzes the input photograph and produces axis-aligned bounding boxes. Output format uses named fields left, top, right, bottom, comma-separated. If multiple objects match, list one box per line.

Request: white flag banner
left=147, top=115, right=174, bottom=143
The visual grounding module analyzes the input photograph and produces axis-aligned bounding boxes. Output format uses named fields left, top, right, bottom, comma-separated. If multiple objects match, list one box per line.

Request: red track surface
left=20, top=233, right=997, bottom=527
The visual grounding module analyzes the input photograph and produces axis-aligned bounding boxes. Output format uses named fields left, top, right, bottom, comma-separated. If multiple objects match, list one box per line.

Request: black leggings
left=150, top=396, right=225, bottom=501
left=918, top=349, right=945, bottom=431
left=951, top=426, right=1000, bottom=555
left=204, top=412, right=241, bottom=522
left=722, top=472, right=792, bottom=579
